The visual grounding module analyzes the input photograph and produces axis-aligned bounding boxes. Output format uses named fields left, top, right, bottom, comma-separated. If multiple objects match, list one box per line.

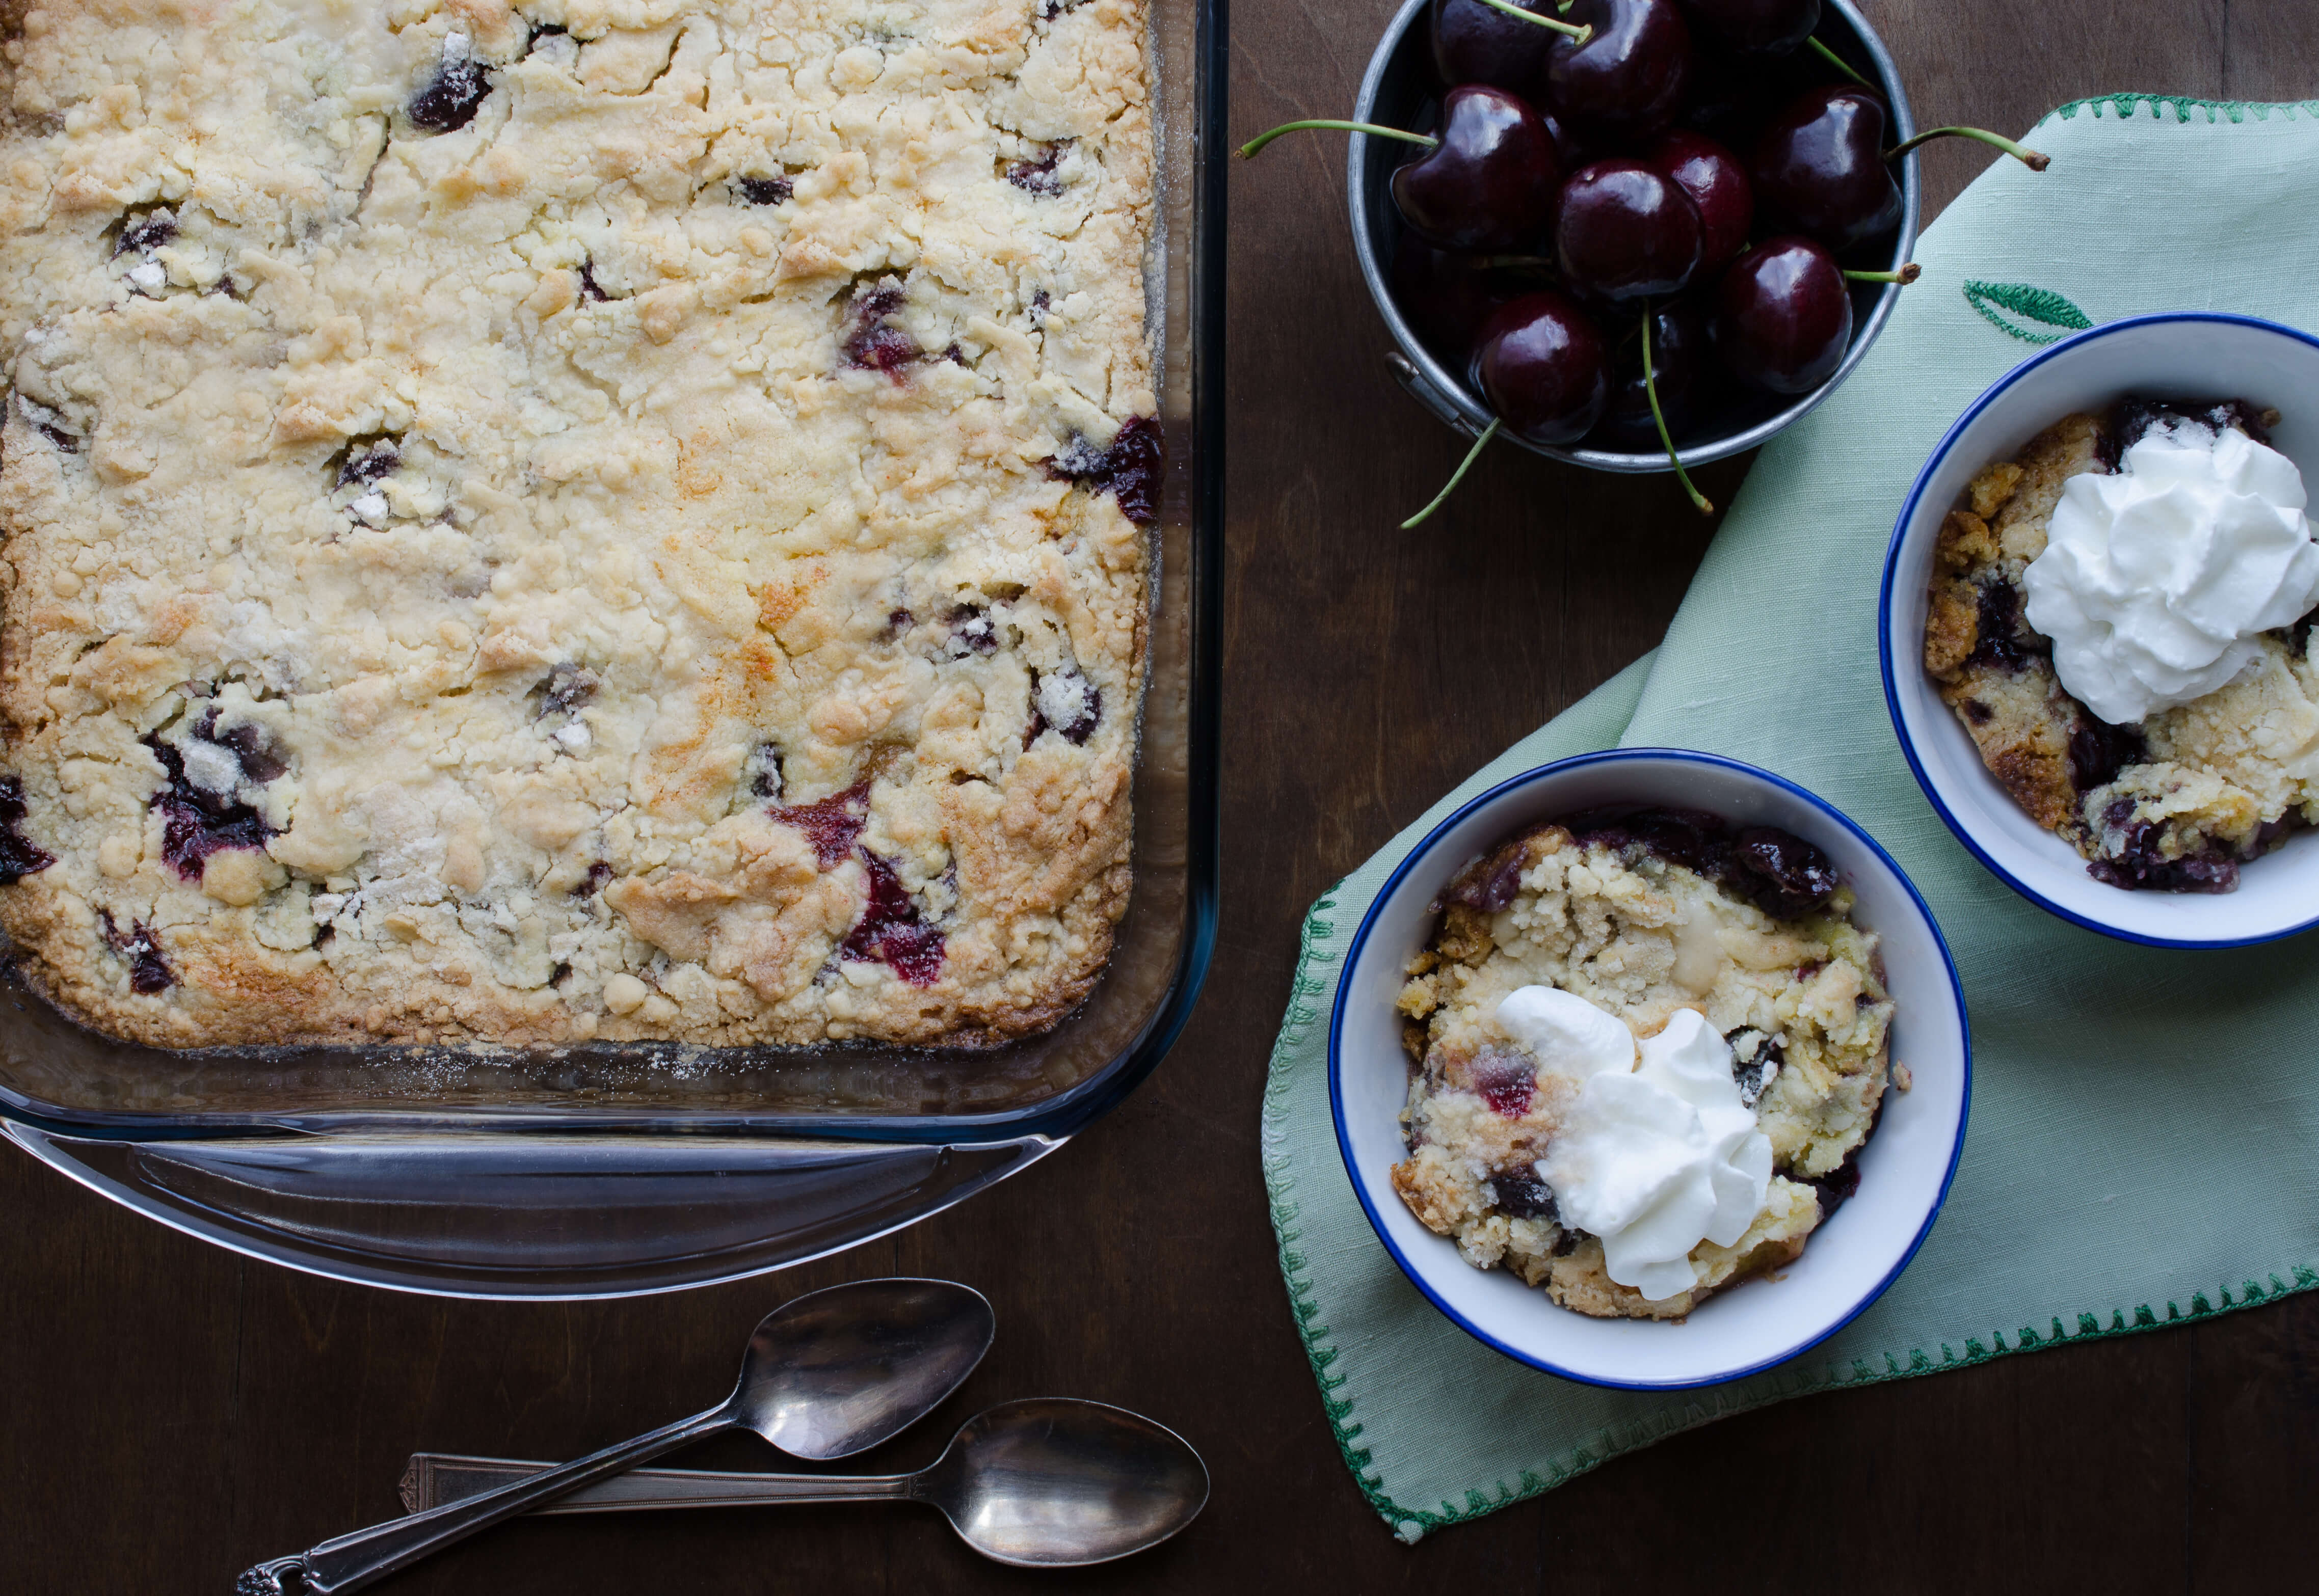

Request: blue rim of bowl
left=1877, top=309, right=2319, bottom=951
left=1325, top=748, right=1973, bottom=1391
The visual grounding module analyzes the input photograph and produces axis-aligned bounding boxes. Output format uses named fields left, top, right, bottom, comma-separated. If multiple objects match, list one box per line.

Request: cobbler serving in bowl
left=1923, top=397, right=2319, bottom=893
left=1389, top=808, right=1894, bottom=1321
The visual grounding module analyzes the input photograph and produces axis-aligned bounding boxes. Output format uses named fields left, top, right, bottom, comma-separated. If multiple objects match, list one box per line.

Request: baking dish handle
left=3, top=1124, right=1059, bottom=1299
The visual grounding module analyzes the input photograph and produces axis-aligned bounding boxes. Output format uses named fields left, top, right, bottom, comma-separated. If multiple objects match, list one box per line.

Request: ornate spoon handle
left=403, top=1453, right=914, bottom=1514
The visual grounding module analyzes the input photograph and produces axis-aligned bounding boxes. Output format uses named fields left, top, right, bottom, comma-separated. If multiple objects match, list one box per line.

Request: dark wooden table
left=8, top=3, right=2318, bottom=1590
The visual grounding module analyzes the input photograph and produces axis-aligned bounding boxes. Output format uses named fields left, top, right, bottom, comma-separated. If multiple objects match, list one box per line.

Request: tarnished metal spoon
left=403, top=1397, right=1209, bottom=1568
left=236, top=1278, right=994, bottom=1594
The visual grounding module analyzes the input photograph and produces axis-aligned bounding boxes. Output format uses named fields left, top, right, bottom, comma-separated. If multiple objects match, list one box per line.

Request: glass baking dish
left=0, top=0, right=1224, bottom=1299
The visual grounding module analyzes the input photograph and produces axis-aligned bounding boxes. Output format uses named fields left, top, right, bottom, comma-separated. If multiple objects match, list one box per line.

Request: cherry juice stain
left=144, top=712, right=282, bottom=879
left=769, top=779, right=872, bottom=870
left=1470, top=1050, right=1536, bottom=1119
left=842, top=285, right=917, bottom=376
left=839, top=851, right=946, bottom=987
left=101, top=912, right=173, bottom=994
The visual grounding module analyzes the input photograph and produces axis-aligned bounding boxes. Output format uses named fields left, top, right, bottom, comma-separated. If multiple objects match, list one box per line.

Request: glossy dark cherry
left=1646, top=130, right=1752, bottom=270
left=0, top=774, right=52, bottom=883
left=1430, top=0, right=1556, bottom=93
left=1391, top=235, right=1522, bottom=365
left=409, top=46, right=491, bottom=132
left=1590, top=296, right=1710, bottom=449
left=1734, top=825, right=1838, bottom=916
left=1474, top=291, right=1610, bottom=445
left=1544, top=0, right=1692, bottom=144
left=1554, top=159, right=1703, bottom=302
left=1676, top=0, right=1819, bottom=55
left=1750, top=85, right=1903, bottom=253
left=1390, top=85, right=1562, bottom=254
left=1713, top=234, right=1852, bottom=394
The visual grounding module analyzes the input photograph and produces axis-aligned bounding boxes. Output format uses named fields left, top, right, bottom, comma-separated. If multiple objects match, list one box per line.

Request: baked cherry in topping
left=1430, top=0, right=1558, bottom=93
left=1592, top=297, right=1709, bottom=448
left=840, top=850, right=946, bottom=986
left=1390, top=86, right=1562, bottom=254
left=113, top=209, right=177, bottom=259
left=1487, top=1169, right=1560, bottom=1220
left=577, top=859, right=614, bottom=896
left=2089, top=799, right=2239, bottom=893
left=1676, top=0, right=1818, bottom=55
left=770, top=777, right=872, bottom=870
left=1749, top=86, right=1901, bottom=253
left=101, top=912, right=173, bottom=994
left=409, top=36, right=492, bottom=132
left=1006, top=145, right=1067, bottom=196
left=1046, top=413, right=1164, bottom=524
left=1030, top=665, right=1102, bottom=745
left=335, top=438, right=400, bottom=490
left=2103, top=395, right=2274, bottom=467
left=1964, top=577, right=2036, bottom=671
left=842, top=283, right=917, bottom=376
left=1554, top=159, right=1704, bottom=302
left=145, top=713, right=279, bottom=879
left=736, top=175, right=792, bottom=205
left=1475, top=291, right=1609, bottom=445
left=0, top=775, right=53, bottom=883
left=532, top=662, right=598, bottom=718
left=943, top=605, right=1000, bottom=658
left=744, top=741, right=785, bottom=799
left=1645, top=130, right=1752, bottom=270
left=1733, top=825, right=1837, bottom=916
left=1727, top=1029, right=1784, bottom=1107
left=1545, top=0, right=1693, bottom=144
left=1712, top=235, right=1851, bottom=394
left=1470, top=1050, right=1537, bottom=1118
left=577, top=259, right=611, bottom=303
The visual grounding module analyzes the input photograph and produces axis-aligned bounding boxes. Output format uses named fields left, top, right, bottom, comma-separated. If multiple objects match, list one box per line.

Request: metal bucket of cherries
left=1241, top=0, right=2049, bottom=522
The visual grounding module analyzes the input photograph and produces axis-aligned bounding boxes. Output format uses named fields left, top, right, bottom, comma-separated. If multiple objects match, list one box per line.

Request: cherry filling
left=943, top=606, right=998, bottom=657
left=1025, top=665, right=1101, bottom=747
left=144, top=711, right=283, bottom=879
left=113, top=210, right=177, bottom=259
left=2068, top=717, right=2147, bottom=793
left=101, top=912, right=174, bottom=994
left=2088, top=799, right=2240, bottom=894
left=839, top=850, right=946, bottom=987
left=1562, top=805, right=1839, bottom=919
left=1486, top=1169, right=1560, bottom=1222
left=737, top=175, right=793, bottom=205
left=1006, top=146, right=1066, bottom=196
left=1045, top=414, right=1164, bottom=525
left=409, top=44, right=492, bottom=132
left=1470, top=1049, right=1537, bottom=1119
left=769, top=778, right=872, bottom=870
left=2100, top=395, right=2273, bottom=470
left=532, top=662, right=598, bottom=717
left=1964, top=578, right=2038, bottom=672
left=336, top=438, right=401, bottom=490
left=1734, top=827, right=1837, bottom=919
left=842, top=285, right=917, bottom=376
left=0, top=775, right=54, bottom=882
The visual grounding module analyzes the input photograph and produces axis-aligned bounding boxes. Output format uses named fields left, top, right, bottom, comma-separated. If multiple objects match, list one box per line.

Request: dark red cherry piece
left=1646, top=130, right=1751, bottom=270
left=1545, top=0, right=1692, bottom=144
left=1431, top=0, right=1556, bottom=93
left=1391, top=85, right=1562, bottom=253
left=1392, top=234, right=1520, bottom=365
left=1750, top=85, right=1902, bottom=253
left=1474, top=291, right=1609, bottom=445
left=1676, top=0, right=1819, bottom=55
left=1713, top=235, right=1852, bottom=394
left=1555, top=159, right=1703, bottom=302
left=1592, top=297, right=1711, bottom=448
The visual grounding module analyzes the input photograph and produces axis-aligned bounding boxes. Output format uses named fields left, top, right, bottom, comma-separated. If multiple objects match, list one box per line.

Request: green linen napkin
left=1261, top=93, right=2319, bottom=1543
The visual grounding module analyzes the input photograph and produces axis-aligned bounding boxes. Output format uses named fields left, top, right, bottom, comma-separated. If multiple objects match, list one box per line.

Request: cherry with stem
left=1887, top=124, right=2050, bottom=170
left=1641, top=307, right=1711, bottom=516
left=1402, top=419, right=1502, bottom=529
left=1473, top=0, right=1594, bottom=42
left=1845, top=262, right=1920, bottom=284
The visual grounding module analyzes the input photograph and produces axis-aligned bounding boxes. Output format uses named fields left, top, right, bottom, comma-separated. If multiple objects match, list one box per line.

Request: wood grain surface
left=7, top=4, right=2319, bottom=1591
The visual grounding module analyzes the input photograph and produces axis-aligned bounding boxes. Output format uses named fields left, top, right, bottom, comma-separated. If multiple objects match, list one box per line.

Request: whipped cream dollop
left=2021, top=421, right=2319, bottom=726
left=1497, top=987, right=1771, bottom=1303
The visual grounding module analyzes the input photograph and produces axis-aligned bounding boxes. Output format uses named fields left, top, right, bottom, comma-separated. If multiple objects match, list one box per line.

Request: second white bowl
left=1879, top=311, right=2319, bottom=948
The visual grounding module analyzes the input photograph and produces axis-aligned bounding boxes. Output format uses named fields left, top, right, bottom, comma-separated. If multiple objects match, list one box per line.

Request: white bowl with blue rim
left=1879, top=311, right=2319, bottom=948
left=1328, top=749, right=1970, bottom=1390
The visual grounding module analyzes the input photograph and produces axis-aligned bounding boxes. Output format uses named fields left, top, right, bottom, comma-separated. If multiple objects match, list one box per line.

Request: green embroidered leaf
left=1962, top=280, right=2095, bottom=344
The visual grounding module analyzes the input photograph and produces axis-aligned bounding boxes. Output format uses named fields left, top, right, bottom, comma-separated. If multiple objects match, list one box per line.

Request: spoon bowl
left=734, top=1277, right=997, bottom=1459
left=915, top=1398, right=1210, bottom=1567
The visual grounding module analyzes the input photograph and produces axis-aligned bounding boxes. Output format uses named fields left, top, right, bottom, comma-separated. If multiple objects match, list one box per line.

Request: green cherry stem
left=1237, top=120, right=1436, bottom=159
left=1643, top=310, right=1712, bottom=517
left=1844, top=262, right=1922, bottom=284
left=1804, top=36, right=1872, bottom=88
left=1402, top=419, right=1502, bottom=530
left=1474, top=0, right=1593, bottom=44
left=1886, top=125, right=2051, bottom=171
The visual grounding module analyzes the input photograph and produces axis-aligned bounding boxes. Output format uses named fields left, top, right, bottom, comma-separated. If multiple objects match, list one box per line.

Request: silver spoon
left=236, top=1278, right=994, bottom=1595
left=402, top=1397, right=1209, bottom=1568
